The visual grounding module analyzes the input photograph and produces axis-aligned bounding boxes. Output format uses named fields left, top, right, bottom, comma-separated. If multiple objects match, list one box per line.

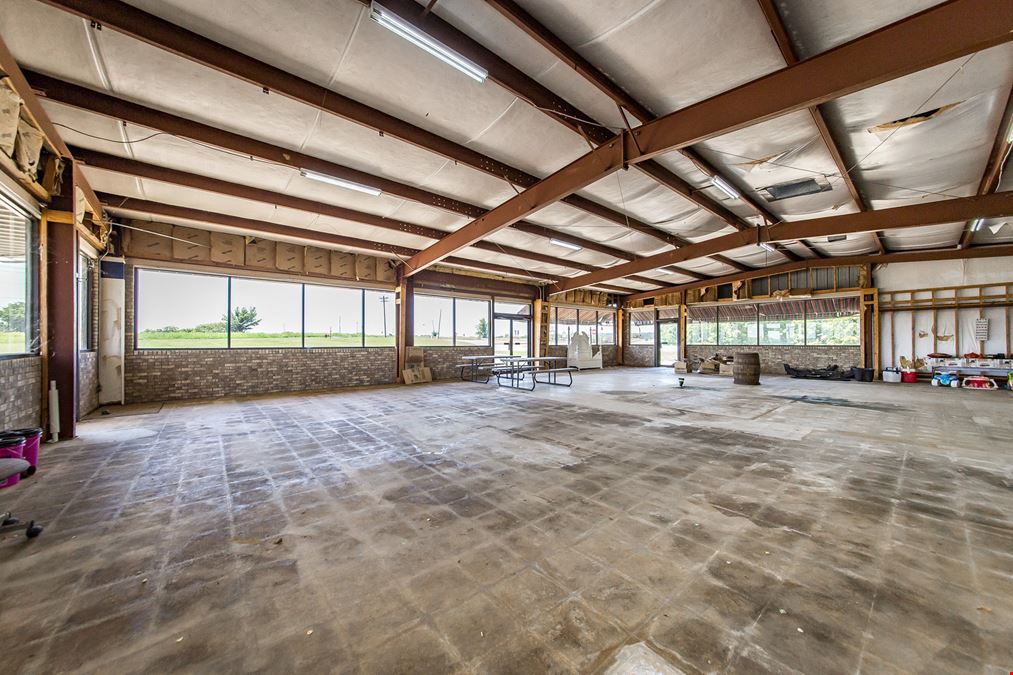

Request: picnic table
left=456, top=355, right=576, bottom=390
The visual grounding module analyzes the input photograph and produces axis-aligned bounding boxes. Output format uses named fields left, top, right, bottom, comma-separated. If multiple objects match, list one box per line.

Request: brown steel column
left=46, top=216, right=78, bottom=439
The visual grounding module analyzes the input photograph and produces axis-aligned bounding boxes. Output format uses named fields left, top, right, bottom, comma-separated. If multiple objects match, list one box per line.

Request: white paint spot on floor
left=604, top=642, right=685, bottom=675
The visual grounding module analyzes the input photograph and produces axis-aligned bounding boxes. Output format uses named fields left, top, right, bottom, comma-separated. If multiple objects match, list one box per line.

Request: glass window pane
left=455, top=298, right=490, bottom=346
left=364, top=290, right=395, bottom=346
left=0, top=200, right=32, bottom=355
left=717, top=304, right=757, bottom=345
left=578, top=309, right=598, bottom=345
left=494, top=299, right=530, bottom=316
left=686, top=306, right=716, bottom=345
left=758, top=301, right=805, bottom=346
left=230, top=277, right=302, bottom=348
left=414, top=294, right=453, bottom=346
left=806, top=297, right=860, bottom=345
left=136, top=269, right=228, bottom=349
left=557, top=307, right=578, bottom=346
left=629, top=309, right=654, bottom=345
left=550, top=307, right=560, bottom=346
left=305, top=285, right=362, bottom=347
left=78, top=254, right=92, bottom=351
left=598, top=312, right=615, bottom=345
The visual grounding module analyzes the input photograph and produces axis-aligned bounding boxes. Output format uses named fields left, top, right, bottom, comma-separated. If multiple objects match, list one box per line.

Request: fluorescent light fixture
left=827, top=234, right=847, bottom=243
left=970, top=218, right=984, bottom=232
left=370, top=3, right=488, bottom=83
left=549, top=238, right=582, bottom=251
left=758, top=242, right=776, bottom=253
left=1007, top=119, right=1013, bottom=144
left=299, top=169, right=381, bottom=196
left=711, top=175, right=740, bottom=200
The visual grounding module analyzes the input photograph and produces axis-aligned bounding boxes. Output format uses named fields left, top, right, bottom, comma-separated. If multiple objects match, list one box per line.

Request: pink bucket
left=0, top=436, right=26, bottom=488
left=9, top=428, right=42, bottom=477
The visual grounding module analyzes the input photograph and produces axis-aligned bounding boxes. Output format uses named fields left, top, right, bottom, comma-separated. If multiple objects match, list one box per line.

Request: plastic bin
left=9, top=427, right=42, bottom=477
left=901, top=370, right=919, bottom=383
left=883, top=370, right=901, bottom=383
left=0, top=435, right=26, bottom=488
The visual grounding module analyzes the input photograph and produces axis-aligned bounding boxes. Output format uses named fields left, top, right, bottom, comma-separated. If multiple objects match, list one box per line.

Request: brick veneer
left=685, top=345, right=861, bottom=375
left=78, top=351, right=99, bottom=417
left=124, top=261, right=396, bottom=403
left=0, top=356, right=41, bottom=429
left=421, top=346, right=494, bottom=380
left=623, top=344, right=656, bottom=367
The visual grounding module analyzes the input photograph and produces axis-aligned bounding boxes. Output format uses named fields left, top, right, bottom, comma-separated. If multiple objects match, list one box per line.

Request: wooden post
left=37, top=213, right=49, bottom=429
left=395, top=270, right=409, bottom=383
left=533, top=298, right=543, bottom=357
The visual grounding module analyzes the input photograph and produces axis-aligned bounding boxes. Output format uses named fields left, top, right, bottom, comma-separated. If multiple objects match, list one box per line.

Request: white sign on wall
left=974, top=318, right=989, bottom=342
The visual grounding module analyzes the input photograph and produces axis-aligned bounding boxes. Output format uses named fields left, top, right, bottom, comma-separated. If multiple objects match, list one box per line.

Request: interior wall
left=875, top=257, right=1013, bottom=366
left=122, top=261, right=397, bottom=403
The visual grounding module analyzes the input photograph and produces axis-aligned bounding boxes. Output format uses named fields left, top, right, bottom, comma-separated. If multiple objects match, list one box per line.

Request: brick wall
left=624, top=344, right=656, bottom=367
left=685, top=345, right=862, bottom=375
left=124, top=261, right=396, bottom=403
left=421, top=346, right=493, bottom=380
left=0, top=356, right=41, bottom=430
left=78, top=351, right=99, bottom=417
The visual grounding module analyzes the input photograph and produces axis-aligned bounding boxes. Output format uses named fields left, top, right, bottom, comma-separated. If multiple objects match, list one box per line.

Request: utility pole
left=378, top=294, right=389, bottom=336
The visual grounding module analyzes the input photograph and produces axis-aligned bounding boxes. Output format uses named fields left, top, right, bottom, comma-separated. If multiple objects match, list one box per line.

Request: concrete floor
left=1, top=369, right=1011, bottom=674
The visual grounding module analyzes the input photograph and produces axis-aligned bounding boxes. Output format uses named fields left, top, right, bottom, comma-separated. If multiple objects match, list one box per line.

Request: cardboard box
left=673, top=361, right=688, bottom=373
left=719, top=364, right=735, bottom=376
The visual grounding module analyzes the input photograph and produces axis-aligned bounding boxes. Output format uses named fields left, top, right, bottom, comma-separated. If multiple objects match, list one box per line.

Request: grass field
left=1, top=331, right=27, bottom=354
left=137, top=331, right=397, bottom=349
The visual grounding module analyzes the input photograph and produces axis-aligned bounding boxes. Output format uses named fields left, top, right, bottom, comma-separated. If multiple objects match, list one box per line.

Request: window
left=77, top=254, right=94, bottom=351
left=598, top=312, right=615, bottom=345
left=135, top=267, right=393, bottom=350
left=578, top=309, right=598, bottom=345
left=758, top=301, right=804, bottom=346
left=136, top=269, right=229, bottom=349
left=806, top=297, right=860, bottom=345
left=305, top=285, right=362, bottom=347
left=717, top=304, right=758, bottom=345
left=365, top=290, right=395, bottom=346
left=686, top=306, right=717, bottom=345
left=629, top=309, right=655, bottom=345
left=0, top=195, right=35, bottom=356
left=455, top=297, right=490, bottom=346
left=494, top=299, right=530, bottom=316
left=229, top=277, right=302, bottom=347
left=414, top=294, right=490, bottom=346
left=556, top=307, right=578, bottom=346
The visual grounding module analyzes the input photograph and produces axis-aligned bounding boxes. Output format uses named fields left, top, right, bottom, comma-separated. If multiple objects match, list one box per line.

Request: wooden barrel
left=733, top=352, right=761, bottom=385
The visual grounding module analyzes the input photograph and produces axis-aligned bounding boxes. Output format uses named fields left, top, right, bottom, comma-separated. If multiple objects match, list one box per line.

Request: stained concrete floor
left=1, top=369, right=1011, bottom=674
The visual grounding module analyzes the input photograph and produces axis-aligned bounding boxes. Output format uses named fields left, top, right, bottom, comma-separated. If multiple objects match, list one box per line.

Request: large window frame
left=548, top=307, right=616, bottom=346
left=0, top=191, right=39, bottom=359
left=685, top=295, right=861, bottom=347
left=413, top=292, right=493, bottom=348
left=77, top=252, right=95, bottom=352
left=134, top=266, right=396, bottom=350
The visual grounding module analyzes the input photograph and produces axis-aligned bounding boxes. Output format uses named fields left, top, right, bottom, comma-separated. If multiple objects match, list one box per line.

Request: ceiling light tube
left=299, top=169, right=382, bottom=196
left=970, top=218, right=984, bottom=232
left=549, top=238, right=582, bottom=251
left=711, top=175, right=740, bottom=200
left=370, top=3, right=488, bottom=83
left=758, top=242, right=776, bottom=253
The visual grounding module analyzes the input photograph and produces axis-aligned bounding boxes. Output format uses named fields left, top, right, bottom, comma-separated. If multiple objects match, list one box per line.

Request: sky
left=0, top=259, right=26, bottom=313
left=137, top=269, right=395, bottom=335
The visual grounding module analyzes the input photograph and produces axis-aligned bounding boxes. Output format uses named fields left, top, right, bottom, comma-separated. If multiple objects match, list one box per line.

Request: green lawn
left=137, top=331, right=395, bottom=349
left=1, top=331, right=27, bottom=354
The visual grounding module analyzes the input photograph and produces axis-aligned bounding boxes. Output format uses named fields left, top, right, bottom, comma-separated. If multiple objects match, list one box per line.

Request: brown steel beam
left=32, top=74, right=678, bottom=284
left=361, top=0, right=758, bottom=269
left=0, top=34, right=104, bottom=221
left=959, top=81, right=1013, bottom=247
left=484, top=0, right=815, bottom=260
left=625, top=244, right=1013, bottom=303
left=415, top=269, right=538, bottom=300
left=36, top=0, right=712, bottom=266
left=404, top=0, right=1013, bottom=274
left=96, top=192, right=643, bottom=293
left=756, top=0, right=886, bottom=255
left=73, top=148, right=667, bottom=287
left=553, top=191, right=1013, bottom=292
